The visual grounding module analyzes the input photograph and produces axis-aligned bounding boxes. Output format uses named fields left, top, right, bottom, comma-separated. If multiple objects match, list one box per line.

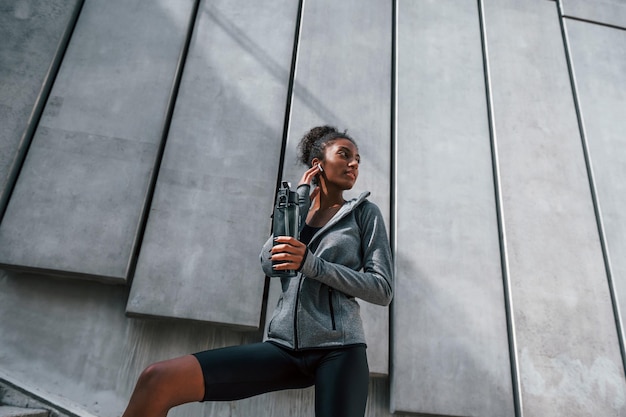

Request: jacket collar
left=308, top=191, right=370, bottom=246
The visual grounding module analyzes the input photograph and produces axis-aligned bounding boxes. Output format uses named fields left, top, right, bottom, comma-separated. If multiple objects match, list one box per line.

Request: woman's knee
left=136, top=361, right=171, bottom=392
left=135, top=355, right=205, bottom=406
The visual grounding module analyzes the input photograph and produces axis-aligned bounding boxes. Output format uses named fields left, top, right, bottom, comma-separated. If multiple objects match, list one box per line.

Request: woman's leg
left=122, top=354, right=204, bottom=417
left=122, top=342, right=319, bottom=416
left=314, top=346, right=369, bottom=417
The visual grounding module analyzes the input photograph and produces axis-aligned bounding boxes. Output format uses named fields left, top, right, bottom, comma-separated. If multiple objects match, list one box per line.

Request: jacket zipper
left=292, top=202, right=359, bottom=346
left=328, top=288, right=336, bottom=330
left=293, top=276, right=303, bottom=350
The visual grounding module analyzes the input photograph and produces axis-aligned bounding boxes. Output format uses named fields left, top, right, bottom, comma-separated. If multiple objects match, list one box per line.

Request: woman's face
left=318, top=138, right=360, bottom=190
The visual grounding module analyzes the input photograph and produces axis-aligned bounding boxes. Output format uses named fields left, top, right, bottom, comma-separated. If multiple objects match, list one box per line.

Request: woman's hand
left=298, top=164, right=322, bottom=186
left=299, top=164, right=321, bottom=202
left=271, top=236, right=307, bottom=271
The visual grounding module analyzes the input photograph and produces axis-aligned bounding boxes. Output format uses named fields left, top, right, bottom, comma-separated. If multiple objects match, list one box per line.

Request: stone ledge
left=0, top=406, right=49, bottom=417
left=0, top=371, right=98, bottom=417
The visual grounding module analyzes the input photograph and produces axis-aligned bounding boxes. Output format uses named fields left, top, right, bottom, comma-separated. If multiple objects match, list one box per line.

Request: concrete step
left=0, top=406, right=48, bottom=417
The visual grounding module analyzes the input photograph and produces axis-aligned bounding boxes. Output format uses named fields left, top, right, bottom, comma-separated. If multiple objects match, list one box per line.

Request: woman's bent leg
left=122, top=342, right=316, bottom=416
left=122, top=354, right=204, bottom=417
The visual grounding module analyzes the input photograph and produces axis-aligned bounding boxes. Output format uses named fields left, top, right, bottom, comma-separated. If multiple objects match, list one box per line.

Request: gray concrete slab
left=126, top=0, right=300, bottom=328
left=391, top=1, right=514, bottom=415
left=0, top=407, right=48, bottom=417
left=562, top=0, right=626, bottom=29
left=0, top=0, right=81, bottom=216
left=567, top=20, right=626, bottom=363
left=485, top=0, right=626, bottom=415
left=0, top=0, right=195, bottom=282
left=264, top=0, right=392, bottom=375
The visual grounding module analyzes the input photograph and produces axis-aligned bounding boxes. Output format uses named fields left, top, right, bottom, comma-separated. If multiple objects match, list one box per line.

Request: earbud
left=317, top=163, right=324, bottom=172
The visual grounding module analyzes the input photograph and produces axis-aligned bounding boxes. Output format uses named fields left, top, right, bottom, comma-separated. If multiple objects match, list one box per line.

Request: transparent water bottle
left=272, top=181, right=300, bottom=277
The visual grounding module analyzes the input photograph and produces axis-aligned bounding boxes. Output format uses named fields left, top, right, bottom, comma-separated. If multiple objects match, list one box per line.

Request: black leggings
left=192, top=342, right=369, bottom=417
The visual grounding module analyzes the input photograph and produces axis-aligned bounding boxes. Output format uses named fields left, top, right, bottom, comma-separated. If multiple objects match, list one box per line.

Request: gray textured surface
left=264, top=0, right=392, bottom=375
left=0, top=1, right=625, bottom=416
left=567, top=20, right=626, bottom=360
left=391, top=1, right=514, bottom=415
left=0, top=0, right=194, bottom=281
left=562, top=0, right=626, bottom=28
left=126, top=0, right=300, bottom=327
left=0, top=407, right=48, bottom=417
left=485, top=0, right=626, bottom=415
left=0, top=375, right=95, bottom=417
left=0, top=0, right=81, bottom=215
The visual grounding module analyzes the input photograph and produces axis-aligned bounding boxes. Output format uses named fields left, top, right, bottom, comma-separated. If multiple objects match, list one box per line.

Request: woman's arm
left=299, top=201, right=393, bottom=306
left=260, top=235, right=276, bottom=277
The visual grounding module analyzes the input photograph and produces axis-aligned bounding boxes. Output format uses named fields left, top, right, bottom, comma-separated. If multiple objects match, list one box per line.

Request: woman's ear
left=311, top=158, right=321, bottom=170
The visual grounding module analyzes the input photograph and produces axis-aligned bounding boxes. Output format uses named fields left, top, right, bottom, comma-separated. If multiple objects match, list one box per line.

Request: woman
left=121, top=125, right=393, bottom=417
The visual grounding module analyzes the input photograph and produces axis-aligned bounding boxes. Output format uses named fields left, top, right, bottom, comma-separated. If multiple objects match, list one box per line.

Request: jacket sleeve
left=296, top=184, right=311, bottom=230
left=299, top=201, right=394, bottom=306
left=260, top=235, right=275, bottom=277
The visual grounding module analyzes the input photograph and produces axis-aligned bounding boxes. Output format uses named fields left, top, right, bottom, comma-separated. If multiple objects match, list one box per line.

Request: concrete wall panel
left=561, top=0, right=626, bottom=29
left=264, top=0, right=392, bottom=375
left=391, top=1, right=514, bottom=415
left=485, top=1, right=626, bottom=415
left=0, top=0, right=196, bottom=282
left=0, top=0, right=82, bottom=215
left=126, top=0, right=300, bottom=327
left=567, top=20, right=626, bottom=360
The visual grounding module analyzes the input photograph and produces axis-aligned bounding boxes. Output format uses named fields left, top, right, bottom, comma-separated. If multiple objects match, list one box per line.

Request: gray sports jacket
left=260, top=185, right=393, bottom=350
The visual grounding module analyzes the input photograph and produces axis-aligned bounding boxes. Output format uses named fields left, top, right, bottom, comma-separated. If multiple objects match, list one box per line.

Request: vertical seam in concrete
left=0, top=0, right=86, bottom=224
left=388, top=0, right=398, bottom=412
left=126, top=0, right=202, bottom=284
left=477, top=1, right=523, bottom=415
left=259, top=0, right=306, bottom=330
left=556, top=0, right=626, bottom=375
left=274, top=0, right=306, bottom=195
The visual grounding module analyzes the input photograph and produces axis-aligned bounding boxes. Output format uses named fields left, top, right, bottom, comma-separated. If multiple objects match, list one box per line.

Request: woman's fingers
left=271, top=236, right=306, bottom=269
left=272, top=236, right=305, bottom=248
left=271, top=252, right=301, bottom=270
left=298, top=164, right=321, bottom=186
left=271, top=243, right=305, bottom=257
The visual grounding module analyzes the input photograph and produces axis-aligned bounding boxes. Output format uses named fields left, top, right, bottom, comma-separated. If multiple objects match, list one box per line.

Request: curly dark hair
left=297, top=125, right=356, bottom=167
